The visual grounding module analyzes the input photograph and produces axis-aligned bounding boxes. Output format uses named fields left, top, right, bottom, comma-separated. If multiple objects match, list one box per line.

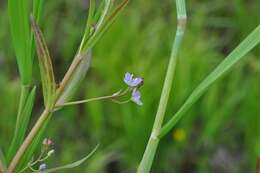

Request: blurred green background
left=0, top=0, right=260, bottom=172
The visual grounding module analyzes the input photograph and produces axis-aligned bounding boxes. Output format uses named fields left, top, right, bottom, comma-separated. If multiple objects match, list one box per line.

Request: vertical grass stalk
left=137, top=0, right=186, bottom=172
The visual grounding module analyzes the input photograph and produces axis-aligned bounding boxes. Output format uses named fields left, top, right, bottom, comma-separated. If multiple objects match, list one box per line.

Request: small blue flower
left=124, top=72, right=143, bottom=87
left=131, top=89, right=143, bottom=106
left=39, top=163, right=47, bottom=171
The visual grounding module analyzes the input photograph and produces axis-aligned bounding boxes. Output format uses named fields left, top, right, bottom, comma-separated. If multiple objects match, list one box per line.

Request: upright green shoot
left=138, top=0, right=187, bottom=172
left=138, top=1, right=260, bottom=172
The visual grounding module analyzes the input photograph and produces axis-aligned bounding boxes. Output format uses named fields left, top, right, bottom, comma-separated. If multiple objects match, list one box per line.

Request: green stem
left=137, top=1, right=186, bottom=172
left=56, top=88, right=130, bottom=108
left=6, top=109, right=51, bottom=173
left=56, top=95, right=118, bottom=108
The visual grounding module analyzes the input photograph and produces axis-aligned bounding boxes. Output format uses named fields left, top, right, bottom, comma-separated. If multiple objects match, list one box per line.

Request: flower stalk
left=137, top=0, right=187, bottom=172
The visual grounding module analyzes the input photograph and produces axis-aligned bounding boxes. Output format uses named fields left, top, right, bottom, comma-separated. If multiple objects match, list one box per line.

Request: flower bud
left=47, top=149, right=55, bottom=156
left=42, top=138, right=53, bottom=146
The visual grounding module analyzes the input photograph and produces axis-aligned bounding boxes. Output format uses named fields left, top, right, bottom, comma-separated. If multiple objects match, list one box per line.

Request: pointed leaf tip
left=30, top=15, right=56, bottom=109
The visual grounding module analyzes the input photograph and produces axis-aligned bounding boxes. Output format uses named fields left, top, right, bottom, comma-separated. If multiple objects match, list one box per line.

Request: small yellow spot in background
left=172, top=128, right=186, bottom=142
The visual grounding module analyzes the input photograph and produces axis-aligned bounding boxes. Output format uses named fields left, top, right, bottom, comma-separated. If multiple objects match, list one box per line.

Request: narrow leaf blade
left=160, top=25, right=260, bottom=137
left=82, top=0, right=129, bottom=52
left=30, top=16, right=56, bottom=109
left=7, top=87, right=36, bottom=163
left=8, top=0, right=32, bottom=84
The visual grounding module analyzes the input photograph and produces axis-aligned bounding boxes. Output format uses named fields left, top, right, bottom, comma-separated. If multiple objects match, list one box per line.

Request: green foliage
left=7, top=87, right=36, bottom=163
left=8, top=0, right=32, bottom=85
left=0, top=0, right=259, bottom=172
left=7, top=0, right=44, bottom=168
left=0, top=148, right=6, bottom=172
left=160, top=25, right=260, bottom=137
left=56, top=50, right=92, bottom=105
left=56, top=0, right=129, bottom=105
left=31, top=17, right=56, bottom=109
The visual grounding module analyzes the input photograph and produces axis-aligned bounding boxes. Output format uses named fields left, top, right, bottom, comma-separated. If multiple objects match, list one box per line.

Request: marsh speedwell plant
left=0, top=0, right=259, bottom=173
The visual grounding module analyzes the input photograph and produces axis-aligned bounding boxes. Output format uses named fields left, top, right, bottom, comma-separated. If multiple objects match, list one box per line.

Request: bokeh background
left=0, top=0, right=260, bottom=172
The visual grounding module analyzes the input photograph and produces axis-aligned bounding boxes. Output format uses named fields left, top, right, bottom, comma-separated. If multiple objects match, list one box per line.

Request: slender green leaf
left=79, top=0, right=111, bottom=53
left=30, top=16, right=56, bottom=109
left=79, top=0, right=96, bottom=53
left=82, top=0, right=129, bottom=53
left=8, top=0, right=44, bottom=164
left=30, top=0, right=44, bottom=60
left=8, top=0, right=32, bottom=84
left=7, top=87, right=36, bottom=163
left=159, top=25, right=260, bottom=138
left=33, top=0, right=44, bottom=23
left=14, top=86, right=30, bottom=136
left=56, top=50, right=92, bottom=105
left=42, top=144, right=99, bottom=173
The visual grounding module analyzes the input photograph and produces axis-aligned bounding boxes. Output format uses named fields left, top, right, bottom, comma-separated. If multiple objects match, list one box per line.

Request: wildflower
left=39, top=163, right=47, bottom=171
left=131, top=89, right=143, bottom=106
left=124, top=72, right=143, bottom=87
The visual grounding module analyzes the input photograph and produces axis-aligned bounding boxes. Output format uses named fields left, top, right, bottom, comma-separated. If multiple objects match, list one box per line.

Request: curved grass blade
left=30, top=16, right=56, bottom=109
left=159, top=25, right=260, bottom=138
left=7, top=87, right=36, bottom=163
left=42, top=144, right=99, bottom=173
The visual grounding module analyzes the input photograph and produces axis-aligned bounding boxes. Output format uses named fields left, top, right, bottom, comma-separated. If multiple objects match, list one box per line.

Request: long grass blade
left=7, top=87, right=36, bottom=163
left=8, top=0, right=32, bottom=84
left=81, top=0, right=129, bottom=52
left=30, top=16, right=56, bottom=109
left=159, top=25, right=260, bottom=138
left=79, top=0, right=96, bottom=53
left=8, top=0, right=44, bottom=166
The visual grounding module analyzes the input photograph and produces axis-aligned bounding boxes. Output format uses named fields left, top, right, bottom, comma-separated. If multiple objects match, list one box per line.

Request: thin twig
left=56, top=88, right=130, bottom=108
left=56, top=95, right=117, bottom=108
